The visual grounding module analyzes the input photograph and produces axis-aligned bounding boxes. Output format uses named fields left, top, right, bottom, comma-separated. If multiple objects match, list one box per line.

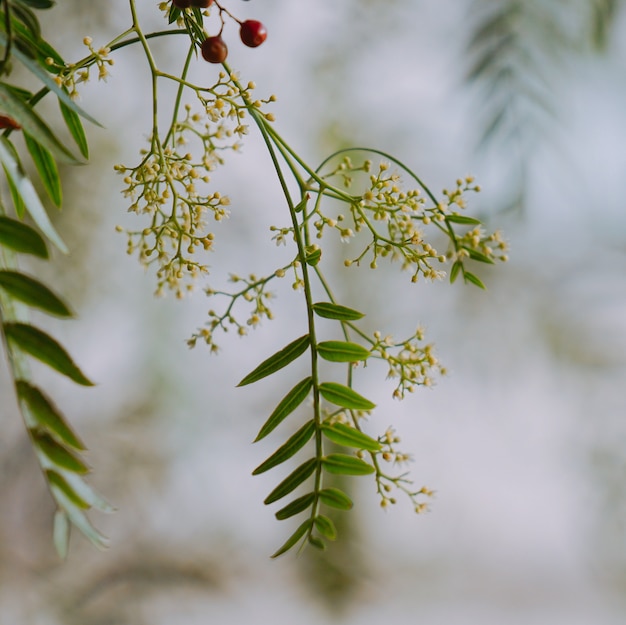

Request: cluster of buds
left=49, top=36, right=113, bottom=99
left=370, top=328, right=446, bottom=399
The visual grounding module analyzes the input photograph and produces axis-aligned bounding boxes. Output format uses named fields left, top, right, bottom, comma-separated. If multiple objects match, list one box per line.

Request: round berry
left=201, top=36, right=228, bottom=64
left=191, top=0, right=212, bottom=7
left=172, top=0, right=192, bottom=8
left=239, top=20, right=267, bottom=48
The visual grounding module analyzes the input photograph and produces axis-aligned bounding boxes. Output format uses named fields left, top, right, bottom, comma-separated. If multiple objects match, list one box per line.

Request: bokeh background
left=2, top=0, right=626, bottom=623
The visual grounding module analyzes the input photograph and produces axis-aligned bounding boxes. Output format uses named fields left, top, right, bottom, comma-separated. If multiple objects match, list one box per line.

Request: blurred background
left=1, top=0, right=626, bottom=623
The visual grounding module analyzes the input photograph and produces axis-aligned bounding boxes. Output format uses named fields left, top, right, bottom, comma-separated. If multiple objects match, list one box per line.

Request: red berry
left=239, top=20, right=267, bottom=48
left=201, top=36, right=228, bottom=64
left=191, top=0, right=212, bottom=7
left=172, top=0, right=192, bottom=8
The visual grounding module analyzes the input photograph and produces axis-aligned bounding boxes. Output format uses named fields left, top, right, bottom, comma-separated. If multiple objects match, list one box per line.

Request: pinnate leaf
left=319, top=382, right=375, bottom=411
left=322, top=422, right=381, bottom=452
left=264, top=458, right=317, bottom=505
left=23, top=132, right=62, bottom=206
left=0, top=270, right=72, bottom=317
left=322, top=453, right=375, bottom=476
left=238, top=334, right=310, bottom=387
left=317, top=340, right=370, bottom=363
left=314, top=515, right=337, bottom=540
left=319, top=487, right=353, bottom=510
left=34, top=432, right=89, bottom=474
left=312, top=302, right=365, bottom=321
left=4, top=322, right=94, bottom=386
left=16, top=381, right=85, bottom=449
left=254, top=377, right=312, bottom=442
left=253, top=420, right=315, bottom=475
left=275, top=492, right=315, bottom=520
left=271, top=519, right=312, bottom=558
left=0, top=216, right=47, bottom=258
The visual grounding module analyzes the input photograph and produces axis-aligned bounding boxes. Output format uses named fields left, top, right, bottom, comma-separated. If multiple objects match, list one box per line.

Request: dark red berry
left=172, top=0, right=192, bottom=8
left=191, top=0, right=212, bottom=7
left=239, top=20, right=267, bottom=48
left=201, top=36, right=228, bottom=64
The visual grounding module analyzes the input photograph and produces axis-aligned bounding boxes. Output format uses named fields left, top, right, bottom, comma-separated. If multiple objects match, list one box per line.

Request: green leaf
left=319, top=487, right=353, bottom=511
left=46, top=470, right=90, bottom=509
left=462, top=246, right=495, bottom=264
left=322, top=453, right=375, bottom=476
left=275, top=492, right=315, bottom=520
left=16, top=381, right=85, bottom=449
left=11, top=4, right=41, bottom=39
left=23, top=132, right=62, bottom=206
left=0, top=30, right=100, bottom=126
left=263, top=458, right=317, bottom=505
left=319, top=382, right=376, bottom=411
left=253, top=420, right=315, bottom=475
left=0, top=270, right=72, bottom=316
left=34, top=432, right=89, bottom=473
left=15, top=0, right=55, bottom=9
left=4, top=322, right=94, bottom=386
left=312, top=302, right=365, bottom=321
left=314, top=515, right=337, bottom=540
left=0, top=83, right=80, bottom=165
left=56, top=494, right=109, bottom=551
left=0, top=216, right=48, bottom=257
left=305, top=247, right=321, bottom=266
left=1, top=138, right=27, bottom=218
left=0, top=137, right=67, bottom=252
left=53, top=509, right=69, bottom=559
left=271, top=519, right=312, bottom=558
left=59, top=99, right=89, bottom=159
left=446, top=214, right=482, bottom=225
left=168, top=6, right=181, bottom=24
left=59, top=471, right=115, bottom=514
left=317, top=340, right=370, bottom=363
left=254, top=377, right=312, bottom=442
left=322, top=422, right=381, bottom=452
left=463, top=271, right=487, bottom=289
left=449, top=260, right=462, bottom=284
left=308, top=535, right=326, bottom=550
left=238, top=334, right=310, bottom=387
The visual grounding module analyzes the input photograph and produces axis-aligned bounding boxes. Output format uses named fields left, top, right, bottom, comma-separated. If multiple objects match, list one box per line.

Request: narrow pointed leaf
left=317, top=340, right=370, bottom=363
left=253, top=420, right=315, bottom=475
left=0, top=137, right=67, bottom=252
left=319, top=382, right=375, bottom=411
left=56, top=492, right=109, bottom=550
left=0, top=270, right=72, bottom=316
left=263, top=458, right=317, bottom=505
left=445, top=215, right=482, bottom=225
left=0, top=28, right=101, bottom=126
left=319, top=487, right=353, bottom=511
left=34, top=432, right=89, bottom=473
left=0, top=216, right=47, bottom=257
left=23, top=133, right=62, bottom=206
left=59, top=471, right=115, bottom=513
left=46, top=470, right=91, bottom=509
left=0, top=83, right=80, bottom=164
left=4, top=322, right=94, bottom=386
left=449, top=260, right=462, bottom=284
left=53, top=509, right=70, bottom=559
left=238, top=334, right=310, bottom=387
left=314, top=515, right=337, bottom=540
left=270, top=519, right=312, bottom=558
left=275, top=492, right=315, bottom=520
left=16, top=381, right=85, bottom=449
left=322, top=453, right=375, bottom=476
left=322, top=422, right=381, bottom=452
left=254, top=377, right=312, bottom=442
left=312, top=302, right=365, bottom=321
left=4, top=163, right=27, bottom=218
left=463, top=271, right=487, bottom=289
left=59, top=99, right=89, bottom=159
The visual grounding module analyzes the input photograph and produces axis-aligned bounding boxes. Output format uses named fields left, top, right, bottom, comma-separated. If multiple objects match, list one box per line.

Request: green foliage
left=0, top=0, right=515, bottom=559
